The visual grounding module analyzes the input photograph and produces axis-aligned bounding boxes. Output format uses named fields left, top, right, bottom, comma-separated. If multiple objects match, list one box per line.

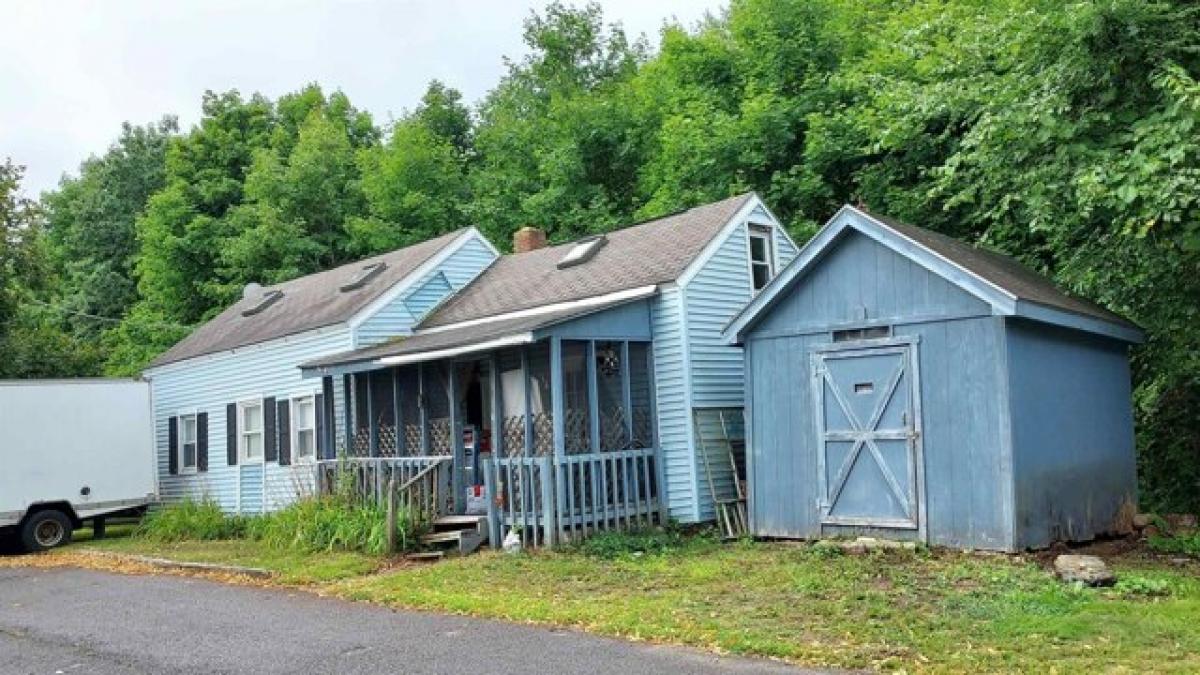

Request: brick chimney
left=513, top=226, right=548, bottom=253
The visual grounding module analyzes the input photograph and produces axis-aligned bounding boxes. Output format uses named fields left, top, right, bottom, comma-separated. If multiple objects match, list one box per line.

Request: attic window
left=557, top=235, right=607, bottom=269
left=339, top=262, right=387, bottom=292
left=241, top=290, right=283, bottom=317
left=748, top=224, right=775, bottom=292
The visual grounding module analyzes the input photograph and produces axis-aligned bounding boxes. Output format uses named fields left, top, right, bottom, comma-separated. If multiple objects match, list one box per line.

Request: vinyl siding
left=682, top=218, right=799, bottom=521
left=145, top=327, right=353, bottom=514
left=355, top=233, right=497, bottom=346
left=650, top=285, right=697, bottom=521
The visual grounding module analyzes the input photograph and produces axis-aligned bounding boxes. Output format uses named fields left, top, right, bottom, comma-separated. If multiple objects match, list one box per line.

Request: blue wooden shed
left=724, top=205, right=1143, bottom=551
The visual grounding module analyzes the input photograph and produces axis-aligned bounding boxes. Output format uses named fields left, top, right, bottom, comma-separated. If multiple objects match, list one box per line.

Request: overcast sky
left=0, top=0, right=718, bottom=197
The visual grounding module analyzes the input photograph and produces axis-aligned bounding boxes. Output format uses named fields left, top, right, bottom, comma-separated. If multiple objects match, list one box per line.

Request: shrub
left=136, top=496, right=422, bottom=555
left=245, top=497, right=422, bottom=555
left=1147, top=532, right=1200, bottom=557
left=135, top=498, right=247, bottom=542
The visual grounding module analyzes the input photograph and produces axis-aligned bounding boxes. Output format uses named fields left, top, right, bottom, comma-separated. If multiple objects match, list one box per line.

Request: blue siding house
left=142, top=228, right=499, bottom=514
left=299, top=193, right=799, bottom=545
left=724, top=205, right=1143, bottom=551
left=145, top=193, right=798, bottom=548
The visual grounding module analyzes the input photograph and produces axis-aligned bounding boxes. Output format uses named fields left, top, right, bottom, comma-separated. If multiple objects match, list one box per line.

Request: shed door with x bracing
left=812, top=340, right=923, bottom=531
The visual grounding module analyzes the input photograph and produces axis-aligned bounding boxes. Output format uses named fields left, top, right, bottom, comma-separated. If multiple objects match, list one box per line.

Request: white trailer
left=0, top=379, right=157, bottom=551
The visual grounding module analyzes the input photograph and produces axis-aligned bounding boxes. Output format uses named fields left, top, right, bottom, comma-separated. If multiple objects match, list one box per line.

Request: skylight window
left=339, top=262, right=387, bottom=292
left=557, top=235, right=607, bottom=270
left=241, top=290, right=283, bottom=317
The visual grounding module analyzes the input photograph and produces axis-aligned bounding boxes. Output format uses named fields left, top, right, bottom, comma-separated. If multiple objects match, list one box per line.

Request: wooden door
left=812, top=340, right=923, bottom=530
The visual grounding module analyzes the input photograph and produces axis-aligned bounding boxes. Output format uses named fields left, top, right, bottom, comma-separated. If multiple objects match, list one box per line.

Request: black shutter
left=277, top=399, right=291, bottom=466
left=314, top=392, right=326, bottom=460
left=197, top=412, right=209, bottom=472
left=226, top=403, right=238, bottom=466
left=264, top=396, right=277, bottom=462
left=167, top=416, right=179, bottom=475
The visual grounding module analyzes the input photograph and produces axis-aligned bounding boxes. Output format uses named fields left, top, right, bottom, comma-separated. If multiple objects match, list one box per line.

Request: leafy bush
left=135, top=498, right=247, bottom=542
left=1114, top=575, right=1173, bottom=598
left=245, top=497, right=421, bottom=555
left=1148, top=533, right=1200, bottom=557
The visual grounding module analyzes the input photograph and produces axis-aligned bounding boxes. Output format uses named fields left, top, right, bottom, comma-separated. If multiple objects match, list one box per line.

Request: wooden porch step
left=421, top=530, right=468, bottom=544
left=432, top=514, right=488, bottom=529
left=420, top=527, right=487, bottom=556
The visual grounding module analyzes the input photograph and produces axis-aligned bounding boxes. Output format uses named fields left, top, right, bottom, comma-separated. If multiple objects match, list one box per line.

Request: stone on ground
left=816, top=537, right=917, bottom=555
left=1054, top=554, right=1116, bottom=587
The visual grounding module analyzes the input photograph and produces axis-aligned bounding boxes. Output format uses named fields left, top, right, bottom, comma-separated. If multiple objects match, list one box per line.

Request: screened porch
left=309, top=333, right=663, bottom=548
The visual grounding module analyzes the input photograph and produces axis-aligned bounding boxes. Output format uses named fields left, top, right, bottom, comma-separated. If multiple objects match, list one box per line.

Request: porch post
left=620, top=342, right=633, bottom=445
left=550, top=338, right=565, bottom=459
left=342, top=373, right=353, bottom=456
left=449, top=362, right=463, bottom=514
left=647, top=344, right=668, bottom=523
left=490, top=354, right=502, bottom=457
left=521, top=348, right=532, bottom=457
left=392, top=367, right=404, bottom=456
left=550, top=337, right=566, bottom=540
left=367, top=370, right=379, bottom=458
left=586, top=341, right=600, bottom=454
left=321, top=376, right=335, bottom=459
left=418, top=363, right=429, bottom=454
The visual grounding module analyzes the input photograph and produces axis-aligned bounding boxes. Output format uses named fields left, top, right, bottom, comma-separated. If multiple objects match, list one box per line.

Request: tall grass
left=136, top=496, right=422, bottom=555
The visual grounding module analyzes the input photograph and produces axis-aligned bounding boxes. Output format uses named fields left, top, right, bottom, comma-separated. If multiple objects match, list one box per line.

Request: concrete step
left=419, top=528, right=487, bottom=556
left=421, top=530, right=467, bottom=544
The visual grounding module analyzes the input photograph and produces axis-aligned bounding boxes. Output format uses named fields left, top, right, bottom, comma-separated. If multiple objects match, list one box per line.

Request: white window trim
left=747, top=222, right=776, bottom=294
left=177, top=410, right=199, bottom=475
left=237, top=398, right=265, bottom=464
left=290, top=393, right=318, bottom=464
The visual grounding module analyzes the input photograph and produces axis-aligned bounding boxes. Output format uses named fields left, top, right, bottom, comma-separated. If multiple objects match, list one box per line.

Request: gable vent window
left=833, top=326, right=891, bottom=342
left=557, top=235, right=607, bottom=269
left=241, top=290, right=283, bottom=317
left=748, top=224, right=775, bottom=292
left=339, top=262, right=387, bottom=292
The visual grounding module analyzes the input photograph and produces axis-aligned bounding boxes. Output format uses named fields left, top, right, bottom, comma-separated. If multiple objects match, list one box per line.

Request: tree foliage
left=6, top=0, right=1200, bottom=510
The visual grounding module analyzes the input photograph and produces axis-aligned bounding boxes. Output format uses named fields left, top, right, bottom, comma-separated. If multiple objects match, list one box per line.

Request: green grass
left=58, top=523, right=1200, bottom=672
left=330, top=536, right=1200, bottom=673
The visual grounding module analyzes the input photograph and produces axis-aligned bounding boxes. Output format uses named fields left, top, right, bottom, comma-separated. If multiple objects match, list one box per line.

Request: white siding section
left=775, top=225, right=800, bottom=267
left=355, top=234, right=497, bottom=346
left=651, top=286, right=697, bottom=521
left=145, top=328, right=353, bottom=514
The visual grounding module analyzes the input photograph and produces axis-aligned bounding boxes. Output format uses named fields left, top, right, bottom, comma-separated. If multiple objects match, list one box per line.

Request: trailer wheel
left=20, top=510, right=73, bottom=552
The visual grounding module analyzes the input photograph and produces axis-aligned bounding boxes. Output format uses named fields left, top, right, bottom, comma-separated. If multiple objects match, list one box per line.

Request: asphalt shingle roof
left=300, top=193, right=754, bottom=369
left=148, top=229, right=468, bottom=368
left=421, top=193, right=753, bottom=328
left=864, top=210, right=1138, bottom=329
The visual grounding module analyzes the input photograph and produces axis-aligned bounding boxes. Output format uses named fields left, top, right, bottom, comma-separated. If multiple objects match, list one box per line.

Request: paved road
left=0, top=566, right=819, bottom=674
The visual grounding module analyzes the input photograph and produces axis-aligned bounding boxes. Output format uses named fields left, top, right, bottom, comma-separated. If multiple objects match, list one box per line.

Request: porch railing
left=483, top=447, right=661, bottom=549
left=315, top=456, right=453, bottom=518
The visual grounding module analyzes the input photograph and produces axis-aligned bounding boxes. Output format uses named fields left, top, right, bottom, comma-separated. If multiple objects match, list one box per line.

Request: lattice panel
left=632, top=409, right=653, bottom=449
left=378, top=425, right=398, bottom=457
left=600, top=405, right=629, bottom=451
left=502, top=415, right=527, bottom=457
left=350, top=428, right=371, bottom=457
left=531, top=412, right=554, bottom=457
left=427, top=418, right=452, bottom=456
left=565, top=408, right=590, bottom=454
left=403, top=424, right=422, bottom=456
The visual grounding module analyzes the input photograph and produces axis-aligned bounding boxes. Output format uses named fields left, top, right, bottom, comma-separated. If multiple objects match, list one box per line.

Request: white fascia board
left=417, top=285, right=659, bottom=336
left=676, top=193, right=767, bottom=288
left=377, top=333, right=536, bottom=366
left=346, top=228, right=493, bottom=330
